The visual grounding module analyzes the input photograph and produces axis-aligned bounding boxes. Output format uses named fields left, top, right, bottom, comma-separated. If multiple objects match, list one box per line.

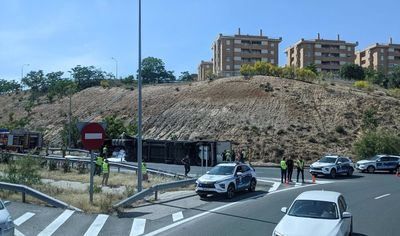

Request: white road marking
left=258, top=177, right=334, bottom=185
left=15, top=229, right=25, bottom=236
left=14, top=212, right=35, bottom=226
left=268, top=182, right=281, bottom=192
left=172, top=211, right=184, bottom=222
left=83, top=214, right=109, bottom=236
left=295, top=182, right=302, bottom=187
left=130, top=218, right=146, bottom=236
left=374, top=193, right=391, bottom=200
left=37, top=209, right=75, bottom=236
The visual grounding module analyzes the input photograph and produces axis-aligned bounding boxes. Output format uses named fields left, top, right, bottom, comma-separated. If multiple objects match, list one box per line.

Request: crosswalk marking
left=268, top=182, right=281, bottom=192
left=83, top=214, right=109, bottom=236
left=14, top=212, right=35, bottom=226
left=15, top=229, right=25, bottom=236
left=130, top=218, right=146, bottom=236
left=295, top=182, right=302, bottom=187
left=37, top=209, right=75, bottom=236
left=172, top=211, right=184, bottom=222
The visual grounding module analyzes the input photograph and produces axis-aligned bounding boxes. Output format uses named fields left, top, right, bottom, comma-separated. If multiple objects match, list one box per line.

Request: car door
left=388, top=157, right=399, bottom=170
left=338, top=196, right=351, bottom=234
left=338, top=158, right=348, bottom=174
left=241, top=165, right=252, bottom=188
left=234, top=165, right=244, bottom=189
left=377, top=156, right=389, bottom=170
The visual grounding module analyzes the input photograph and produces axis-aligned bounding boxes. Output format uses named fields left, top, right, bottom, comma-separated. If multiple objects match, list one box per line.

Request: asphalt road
left=145, top=172, right=400, bottom=236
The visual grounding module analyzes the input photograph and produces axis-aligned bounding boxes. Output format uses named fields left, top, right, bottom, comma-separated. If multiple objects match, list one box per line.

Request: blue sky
left=0, top=0, right=399, bottom=80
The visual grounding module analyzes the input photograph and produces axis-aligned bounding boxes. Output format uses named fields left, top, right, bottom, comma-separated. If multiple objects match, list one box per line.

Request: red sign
left=81, top=123, right=105, bottom=150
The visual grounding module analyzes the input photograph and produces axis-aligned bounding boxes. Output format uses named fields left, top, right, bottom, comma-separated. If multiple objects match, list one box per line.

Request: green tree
left=339, top=64, right=365, bottom=80
left=387, top=65, right=400, bottom=89
left=240, top=64, right=256, bottom=78
left=281, top=66, right=296, bottom=79
left=295, top=68, right=317, bottom=82
left=361, top=108, right=378, bottom=131
left=305, top=64, right=318, bottom=74
left=22, top=70, right=48, bottom=100
left=0, top=79, right=21, bottom=94
left=104, top=115, right=137, bottom=139
left=179, top=71, right=193, bottom=81
left=70, top=65, right=107, bottom=91
left=139, top=57, right=173, bottom=83
left=61, top=116, right=80, bottom=147
left=353, top=130, right=400, bottom=160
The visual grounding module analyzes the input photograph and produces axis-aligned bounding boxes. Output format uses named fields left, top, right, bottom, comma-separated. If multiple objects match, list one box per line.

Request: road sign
left=81, top=123, right=105, bottom=150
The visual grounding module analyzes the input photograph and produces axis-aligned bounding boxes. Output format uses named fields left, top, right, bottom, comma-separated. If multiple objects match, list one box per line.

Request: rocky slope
left=1, top=76, right=399, bottom=162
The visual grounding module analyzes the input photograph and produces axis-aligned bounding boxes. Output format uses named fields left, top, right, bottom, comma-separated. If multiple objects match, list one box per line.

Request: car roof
left=217, top=163, right=237, bottom=167
left=296, top=190, right=341, bottom=202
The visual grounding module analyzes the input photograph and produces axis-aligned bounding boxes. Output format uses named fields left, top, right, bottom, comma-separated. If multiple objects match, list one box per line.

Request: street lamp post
left=137, top=0, right=143, bottom=192
left=21, top=64, right=30, bottom=81
left=111, top=57, right=118, bottom=79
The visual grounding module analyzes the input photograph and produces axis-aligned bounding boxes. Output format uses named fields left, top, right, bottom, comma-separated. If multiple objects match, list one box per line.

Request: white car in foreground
left=273, top=191, right=352, bottom=236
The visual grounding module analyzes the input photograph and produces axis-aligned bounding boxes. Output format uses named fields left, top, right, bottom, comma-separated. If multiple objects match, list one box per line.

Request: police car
left=310, top=155, right=354, bottom=178
left=195, top=163, right=257, bottom=199
left=356, top=155, right=400, bottom=173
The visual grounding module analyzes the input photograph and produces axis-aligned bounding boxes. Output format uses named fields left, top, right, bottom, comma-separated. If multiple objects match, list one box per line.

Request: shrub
left=240, top=64, right=256, bottom=78
left=388, top=88, right=400, bottom=98
left=281, top=66, right=295, bottom=79
left=62, top=159, right=71, bottom=173
left=340, top=64, right=365, bottom=80
left=100, top=80, right=110, bottom=89
left=353, top=81, right=371, bottom=90
left=335, top=126, right=347, bottom=135
left=362, top=108, right=378, bottom=131
left=48, top=160, right=58, bottom=171
left=353, top=130, right=400, bottom=160
left=295, top=68, right=317, bottom=82
left=4, top=155, right=41, bottom=185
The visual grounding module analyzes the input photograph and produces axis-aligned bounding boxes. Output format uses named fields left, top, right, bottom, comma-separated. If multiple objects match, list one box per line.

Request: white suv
left=195, top=163, right=257, bottom=199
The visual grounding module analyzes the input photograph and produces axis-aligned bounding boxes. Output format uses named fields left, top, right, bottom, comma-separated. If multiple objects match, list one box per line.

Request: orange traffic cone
left=396, top=169, right=400, bottom=177
left=312, top=175, right=316, bottom=184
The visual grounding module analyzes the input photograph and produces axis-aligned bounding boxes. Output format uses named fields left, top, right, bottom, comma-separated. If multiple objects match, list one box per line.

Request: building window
left=226, top=48, right=231, bottom=52
left=206, top=65, right=210, bottom=68
left=226, top=65, right=231, bottom=70
left=347, top=47, right=352, bottom=52
left=271, top=50, right=274, bottom=55
left=234, top=65, right=241, bottom=70
left=226, top=57, right=231, bottom=62
left=226, top=40, right=231, bottom=45
left=270, top=59, right=275, bottom=64
left=381, top=56, right=384, bottom=61
left=234, top=48, right=241, bottom=52
left=262, top=58, right=268, bottom=62
left=234, top=56, right=241, bottom=61
left=270, top=43, right=275, bottom=48
left=234, top=39, right=241, bottom=44
left=381, top=49, right=384, bottom=53
left=261, top=49, right=268, bottom=54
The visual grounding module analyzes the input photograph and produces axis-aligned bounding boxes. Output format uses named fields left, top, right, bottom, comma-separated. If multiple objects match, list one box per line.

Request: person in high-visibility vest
left=102, top=145, right=108, bottom=158
left=226, top=150, right=232, bottom=162
left=296, top=157, right=305, bottom=183
left=102, top=159, right=109, bottom=186
left=280, top=157, right=287, bottom=183
left=142, top=162, right=149, bottom=182
left=95, top=155, right=103, bottom=176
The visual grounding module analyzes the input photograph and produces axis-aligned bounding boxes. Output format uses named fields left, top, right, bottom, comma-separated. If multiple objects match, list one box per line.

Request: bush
left=335, top=126, right=347, bottom=135
left=295, top=68, right=317, bottom=82
left=240, top=64, right=256, bottom=78
left=353, top=130, right=400, bottom=160
left=48, top=160, right=58, bottom=171
left=340, top=64, right=365, bottom=80
left=4, top=155, right=41, bottom=185
left=362, top=108, right=378, bottom=131
left=62, top=159, right=71, bottom=173
left=388, top=88, right=400, bottom=98
left=353, top=81, right=372, bottom=90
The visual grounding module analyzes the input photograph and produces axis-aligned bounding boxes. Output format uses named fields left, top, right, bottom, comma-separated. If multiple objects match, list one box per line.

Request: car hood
left=197, top=174, right=232, bottom=183
left=310, top=162, right=335, bottom=168
left=357, top=160, right=374, bottom=165
left=0, top=208, right=11, bottom=223
left=274, top=215, right=342, bottom=236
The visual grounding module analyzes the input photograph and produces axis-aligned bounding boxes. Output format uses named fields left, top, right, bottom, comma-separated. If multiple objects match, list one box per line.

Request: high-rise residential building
left=355, top=38, right=400, bottom=74
left=197, top=60, right=213, bottom=81
left=212, top=28, right=282, bottom=77
left=286, top=34, right=358, bottom=73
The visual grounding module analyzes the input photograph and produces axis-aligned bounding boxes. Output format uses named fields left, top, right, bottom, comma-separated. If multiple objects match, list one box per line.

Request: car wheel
left=367, top=165, right=375, bottom=173
left=248, top=178, right=256, bottom=192
left=347, top=168, right=354, bottom=176
left=198, top=193, right=207, bottom=198
left=330, top=169, right=336, bottom=178
left=226, top=184, right=235, bottom=199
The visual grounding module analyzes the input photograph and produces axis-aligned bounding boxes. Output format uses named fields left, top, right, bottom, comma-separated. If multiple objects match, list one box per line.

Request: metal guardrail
left=113, top=178, right=196, bottom=209
left=0, top=182, right=82, bottom=212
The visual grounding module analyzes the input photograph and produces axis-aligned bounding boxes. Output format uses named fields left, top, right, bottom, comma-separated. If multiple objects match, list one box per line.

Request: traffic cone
left=396, top=169, right=400, bottom=177
left=312, top=175, right=316, bottom=184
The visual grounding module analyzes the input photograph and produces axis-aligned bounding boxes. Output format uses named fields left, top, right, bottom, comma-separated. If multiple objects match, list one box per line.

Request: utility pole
left=137, top=0, right=143, bottom=192
left=111, top=57, right=118, bottom=79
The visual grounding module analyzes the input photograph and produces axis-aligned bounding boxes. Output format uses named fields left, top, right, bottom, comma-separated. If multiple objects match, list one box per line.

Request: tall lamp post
left=111, top=57, right=118, bottom=79
left=137, top=0, right=143, bottom=192
left=21, top=64, right=30, bottom=81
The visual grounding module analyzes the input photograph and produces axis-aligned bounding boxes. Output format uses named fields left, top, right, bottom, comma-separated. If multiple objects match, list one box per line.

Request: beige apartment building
left=212, top=28, right=282, bottom=77
left=197, top=60, right=213, bottom=81
left=286, top=34, right=358, bottom=73
left=356, top=38, right=400, bottom=74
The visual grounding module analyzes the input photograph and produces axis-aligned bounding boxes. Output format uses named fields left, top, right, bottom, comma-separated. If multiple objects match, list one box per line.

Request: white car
left=273, top=191, right=352, bottom=236
left=310, top=155, right=354, bottom=178
left=0, top=200, right=14, bottom=236
left=195, top=163, right=257, bottom=199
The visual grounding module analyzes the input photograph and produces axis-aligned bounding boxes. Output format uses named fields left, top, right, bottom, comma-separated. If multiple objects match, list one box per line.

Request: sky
left=0, top=0, right=399, bottom=81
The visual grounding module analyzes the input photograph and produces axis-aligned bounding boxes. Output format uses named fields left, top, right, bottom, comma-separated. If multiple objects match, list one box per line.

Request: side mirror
left=342, top=212, right=352, bottom=218
left=3, top=201, right=11, bottom=206
left=206, top=171, right=210, bottom=174
left=337, top=161, right=342, bottom=164
left=236, top=172, right=243, bottom=176
left=281, top=207, right=287, bottom=213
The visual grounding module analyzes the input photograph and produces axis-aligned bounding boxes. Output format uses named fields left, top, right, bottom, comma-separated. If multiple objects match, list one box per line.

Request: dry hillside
left=1, top=76, right=399, bottom=162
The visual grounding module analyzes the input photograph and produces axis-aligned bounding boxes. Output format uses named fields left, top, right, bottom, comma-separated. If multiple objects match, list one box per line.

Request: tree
left=365, top=68, right=388, bottom=88
left=295, top=68, right=317, bottom=82
left=387, top=65, right=400, bottom=89
left=139, top=57, right=172, bottom=83
left=361, top=108, right=378, bottom=131
left=61, top=116, right=80, bottom=147
left=305, top=64, right=318, bottom=74
left=121, top=75, right=135, bottom=85
left=179, top=71, right=193, bottom=81
left=22, top=70, right=48, bottom=100
left=70, top=65, right=107, bottom=90
left=240, top=64, right=255, bottom=78
left=353, top=130, right=400, bottom=160
left=104, top=115, right=137, bottom=139
left=339, top=64, right=365, bottom=80
left=0, top=79, right=21, bottom=94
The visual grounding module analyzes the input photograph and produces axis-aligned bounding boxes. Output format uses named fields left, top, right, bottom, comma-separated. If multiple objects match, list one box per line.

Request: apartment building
left=197, top=60, right=213, bottom=81
left=355, top=38, right=400, bottom=74
left=286, top=34, right=358, bottom=73
left=212, top=28, right=282, bottom=77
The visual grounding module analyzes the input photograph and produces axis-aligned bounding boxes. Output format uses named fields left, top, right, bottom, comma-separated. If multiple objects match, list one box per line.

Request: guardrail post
left=154, top=190, right=158, bottom=201
left=22, top=192, right=26, bottom=203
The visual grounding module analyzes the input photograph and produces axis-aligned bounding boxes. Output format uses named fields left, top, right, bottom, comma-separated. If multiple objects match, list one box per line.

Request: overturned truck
left=111, top=137, right=231, bottom=167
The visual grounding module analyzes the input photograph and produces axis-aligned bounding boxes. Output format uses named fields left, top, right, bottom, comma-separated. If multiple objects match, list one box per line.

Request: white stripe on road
left=14, top=212, right=35, bottom=226
left=83, top=214, right=109, bottom=236
left=130, top=218, right=146, bottom=236
left=37, top=210, right=75, bottom=236
left=295, top=182, right=302, bottom=187
left=374, top=193, right=391, bottom=200
left=268, top=182, right=281, bottom=192
left=172, top=211, right=184, bottom=222
left=15, top=229, right=25, bottom=236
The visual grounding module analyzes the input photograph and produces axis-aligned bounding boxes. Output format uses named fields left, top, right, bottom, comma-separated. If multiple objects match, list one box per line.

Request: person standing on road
left=226, top=150, right=232, bottom=162
left=296, top=156, right=305, bottom=183
left=102, top=159, right=109, bottom=186
left=286, top=157, right=294, bottom=182
left=181, top=155, right=191, bottom=177
left=102, top=145, right=108, bottom=158
left=95, top=155, right=103, bottom=176
left=142, top=162, right=149, bottom=182
left=280, top=157, right=287, bottom=183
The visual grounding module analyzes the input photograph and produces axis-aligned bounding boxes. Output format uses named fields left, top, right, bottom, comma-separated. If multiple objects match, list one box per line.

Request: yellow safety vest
left=280, top=160, right=287, bottom=170
left=102, top=162, right=109, bottom=173
left=142, top=163, right=147, bottom=174
left=297, top=160, right=304, bottom=170
left=96, top=156, right=103, bottom=166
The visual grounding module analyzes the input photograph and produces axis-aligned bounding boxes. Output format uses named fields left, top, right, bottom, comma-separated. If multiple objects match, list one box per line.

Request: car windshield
left=288, top=200, right=339, bottom=219
left=368, top=155, right=380, bottom=161
left=319, top=157, right=337, bottom=163
left=0, top=202, right=4, bottom=210
left=208, top=166, right=235, bottom=175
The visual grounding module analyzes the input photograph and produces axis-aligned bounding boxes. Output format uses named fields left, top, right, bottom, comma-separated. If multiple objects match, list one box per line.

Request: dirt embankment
left=1, top=76, right=399, bottom=162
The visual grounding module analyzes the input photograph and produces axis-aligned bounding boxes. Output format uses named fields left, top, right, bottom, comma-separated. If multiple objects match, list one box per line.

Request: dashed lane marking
left=172, top=211, right=184, bottom=222
left=83, top=214, right=109, bottom=236
left=37, top=209, right=75, bottom=236
left=130, top=218, right=146, bottom=236
left=374, top=193, right=391, bottom=200
left=14, top=212, right=35, bottom=226
left=268, top=182, right=281, bottom=192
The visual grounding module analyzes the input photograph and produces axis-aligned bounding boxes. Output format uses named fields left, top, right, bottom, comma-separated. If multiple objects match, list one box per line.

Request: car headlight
left=218, top=183, right=225, bottom=189
left=323, top=167, right=329, bottom=171
left=273, top=230, right=285, bottom=236
left=5, top=216, right=13, bottom=229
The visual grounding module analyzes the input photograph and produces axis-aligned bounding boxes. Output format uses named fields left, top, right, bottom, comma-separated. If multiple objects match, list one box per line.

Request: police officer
left=226, top=150, right=232, bottom=162
left=142, top=162, right=149, bottom=182
left=280, top=157, right=287, bottom=183
left=296, top=156, right=305, bottom=183
left=286, top=157, right=294, bottom=182
left=95, top=155, right=103, bottom=176
left=102, top=145, right=108, bottom=158
left=181, top=155, right=191, bottom=177
left=102, top=159, right=109, bottom=186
